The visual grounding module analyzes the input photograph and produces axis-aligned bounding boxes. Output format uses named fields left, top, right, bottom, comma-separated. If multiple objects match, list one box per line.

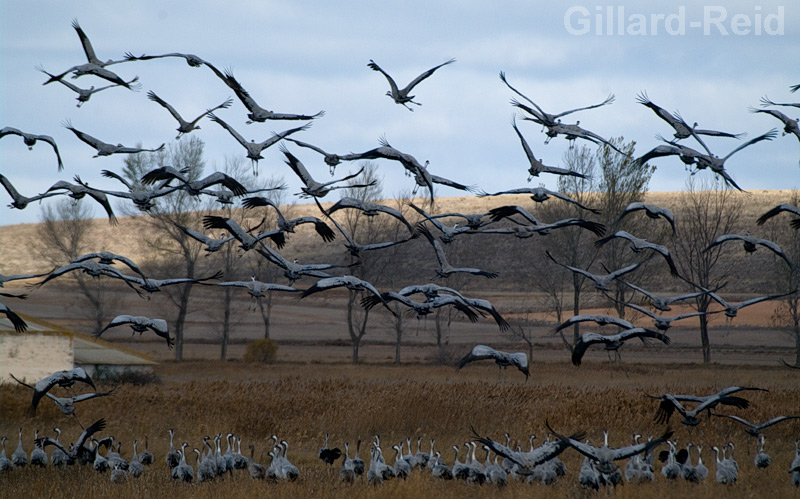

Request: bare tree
left=246, top=175, right=289, bottom=340
left=672, top=175, right=743, bottom=363
left=334, top=162, right=383, bottom=364
left=763, top=191, right=800, bottom=367
left=121, top=136, right=210, bottom=361
left=210, top=155, right=268, bottom=359
left=35, top=198, right=121, bottom=333
left=593, top=137, right=659, bottom=318
left=539, top=145, right=599, bottom=346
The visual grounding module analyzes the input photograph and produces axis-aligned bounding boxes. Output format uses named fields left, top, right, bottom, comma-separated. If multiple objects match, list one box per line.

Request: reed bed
left=1, top=360, right=799, bottom=498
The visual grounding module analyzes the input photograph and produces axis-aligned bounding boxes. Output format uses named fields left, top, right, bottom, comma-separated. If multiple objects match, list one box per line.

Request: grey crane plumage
left=471, top=217, right=606, bottom=238
left=70, top=19, right=128, bottom=68
left=712, top=445, right=737, bottom=484
left=0, top=173, right=61, bottom=210
left=255, top=245, right=345, bottom=283
left=714, top=414, right=800, bottom=437
left=96, top=315, right=173, bottom=349
left=546, top=250, right=641, bottom=291
left=759, top=95, right=800, bottom=110
left=95, top=169, right=179, bottom=211
left=36, top=65, right=139, bottom=106
left=618, top=301, right=707, bottom=332
left=202, top=215, right=286, bottom=251
left=368, top=58, right=455, bottom=110
left=44, top=176, right=118, bottom=224
left=41, top=61, right=136, bottom=90
left=510, top=115, right=591, bottom=180
left=757, top=203, right=800, bottom=229
left=315, top=198, right=417, bottom=257
left=634, top=141, right=705, bottom=170
left=172, top=443, right=194, bottom=482
left=0, top=437, right=13, bottom=471
left=595, top=230, right=680, bottom=276
left=408, top=202, right=473, bottom=243
left=207, top=113, right=310, bottom=174
left=637, top=91, right=744, bottom=155
left=790, top=439, right=800, bottom=486
left=340, top=442, right=356, bottom=482
left=754, top=435, right=771, bottom=469
left=651, top=386, right=768, bottom=426
left=11, top=428, right=27, bottom=467
left=529, top=118, right=629, bottom=156
left=430, top=451, right=453, bottom=479
left=362, top=291, right=481, bottom=324
left=422, top=209, right=492, bottom=230
left=72, top=251, right=146, bottom=278
left=38, top=20, right=136, bottom=88
left=62, top=120, right=164, bottom=158
left=0, top=302, right=28, bottom=332
left=33, top=260, right=137, bottom=292
left=326, top=197, right=414, bottom=232
left=10, top=367, right=96, bottom=415
left=137, top=437, right=154, bottom=465
left=617, top=201, right=676, bottom=234
left=750, top=107, right=800, bottom=142
left=202, top=278, right=300, bottom=300
left=9, top=373, right=112, bottom=415
left=165, top=429, right=180, bottom=469
left=210, top=67, right=324, bottom=123
left=704, top=232, right=792, bottom=267
left=147, top=91, right=233, bottom=139
left=36, top=418, right=106, bottom=466
left=416, top=224, right=498, bottom=279
left=385, top=285, right=507, bottom=329
left=301, top=275, right=387, bottom=305
left=571, top=328, right=670, bottom=366
left=690, top=128, right=778, bottom=191
left=174, top=223, right=236, bottom=253
left=500, top=71, right=614, bottom=127
left=555, top=314, right=634, bottom=333
left=344, top=137, right=437, bottom=204
left=707, top=290, right=796, bottom=319
left=141, top=166, right=249, bottom=197
left=547, top=424, right=673, bottom=478
left=456, top=344, right=529, bottom=379
left=124, top=51, right=214, bottom=68
left=243, top=195, right=336, bottom=241
left=29, top=430, right=47, bottom=468
left=1, top=127, right=65, bottom=171
left=281, top=145, right=373, bottom=198
left=284, top=137, right=363, bottom=174
left=478, top=186, right=600, bottom=214
left=473, top=426, right=585, bottom=471
left=116, top=270, right=223, bottom=294
left=619, top=280, right=709, bottom=312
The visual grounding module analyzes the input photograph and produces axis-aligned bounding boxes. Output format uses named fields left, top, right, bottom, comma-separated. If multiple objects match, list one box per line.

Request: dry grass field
left=1, top=191, right=799, bottom=497
left=1, top=361, right=799, bottom=498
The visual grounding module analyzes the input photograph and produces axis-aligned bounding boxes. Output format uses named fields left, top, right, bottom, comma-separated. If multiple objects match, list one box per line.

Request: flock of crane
left=1, top=18, right=800, bottom=490
left=2, top=366, right=800, bottom=488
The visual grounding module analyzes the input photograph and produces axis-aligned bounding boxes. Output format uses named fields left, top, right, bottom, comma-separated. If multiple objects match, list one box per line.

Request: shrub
left=243, top=338, right=279, bottom=363
left=92, top=366, right=161, bottom=385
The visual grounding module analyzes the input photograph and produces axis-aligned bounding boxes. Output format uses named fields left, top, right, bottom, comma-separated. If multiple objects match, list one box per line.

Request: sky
left=1, top=1, right=798, bottom=226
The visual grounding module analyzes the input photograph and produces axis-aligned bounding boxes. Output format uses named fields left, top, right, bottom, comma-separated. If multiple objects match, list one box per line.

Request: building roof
left=0, top=313, right=157, bottom=366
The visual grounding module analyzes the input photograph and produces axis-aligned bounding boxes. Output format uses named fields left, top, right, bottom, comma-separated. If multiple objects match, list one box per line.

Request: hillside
left=1, top=190, right=796, bottom=364
left=1, top=190, right=791, bottom=280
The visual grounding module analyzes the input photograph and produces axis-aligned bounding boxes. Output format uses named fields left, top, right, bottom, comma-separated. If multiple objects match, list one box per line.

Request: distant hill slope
left=1, top=190, right=793, bottom=295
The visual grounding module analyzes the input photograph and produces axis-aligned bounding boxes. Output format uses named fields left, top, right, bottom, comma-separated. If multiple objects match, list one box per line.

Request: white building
left=0, top=313, right=157, bottom=384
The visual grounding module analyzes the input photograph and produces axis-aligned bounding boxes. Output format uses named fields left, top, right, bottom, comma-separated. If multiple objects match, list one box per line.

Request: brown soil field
left=1, top=361, right=799, bottom=498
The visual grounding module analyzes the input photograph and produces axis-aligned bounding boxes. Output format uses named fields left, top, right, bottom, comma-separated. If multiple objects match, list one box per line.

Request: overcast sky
left=1, top=1, right=798, bottom=226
